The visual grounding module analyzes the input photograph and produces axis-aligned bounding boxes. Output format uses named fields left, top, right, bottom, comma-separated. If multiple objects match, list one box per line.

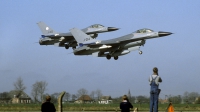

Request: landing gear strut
left=72, top=47, right=76, bottom=50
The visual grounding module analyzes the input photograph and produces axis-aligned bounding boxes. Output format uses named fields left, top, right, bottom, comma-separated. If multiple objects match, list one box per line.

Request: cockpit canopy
left=134, top=28, right=154, bottom=33
left=90, top=24, right=104, bottom=28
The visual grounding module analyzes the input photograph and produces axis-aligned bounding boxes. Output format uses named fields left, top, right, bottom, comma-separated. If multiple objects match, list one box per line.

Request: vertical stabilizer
left=37, top=21, right=57, bottom=35
left=70, top=28, right=96, bottom=44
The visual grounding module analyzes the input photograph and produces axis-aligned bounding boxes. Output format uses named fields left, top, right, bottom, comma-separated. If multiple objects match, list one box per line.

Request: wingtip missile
left=99, top=45, right=112, bottom=49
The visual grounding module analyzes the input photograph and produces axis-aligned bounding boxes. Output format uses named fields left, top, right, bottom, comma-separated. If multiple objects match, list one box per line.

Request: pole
left=58, top=91, right=66, bottom=112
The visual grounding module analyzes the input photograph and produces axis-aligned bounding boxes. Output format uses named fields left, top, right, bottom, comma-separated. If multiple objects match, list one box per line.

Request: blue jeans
left=150, top=91, right=159, bottom=112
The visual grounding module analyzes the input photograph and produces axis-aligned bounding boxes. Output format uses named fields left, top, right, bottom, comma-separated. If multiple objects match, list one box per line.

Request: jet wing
left=85, top=34, right=148, bottom=47
left=81, top=34, right=149, bottom=51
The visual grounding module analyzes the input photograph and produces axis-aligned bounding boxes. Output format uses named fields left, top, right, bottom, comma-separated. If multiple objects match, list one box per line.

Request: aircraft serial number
left=84, top=38, right=90, bottom=41
left=48, top=30, right=53, bottom=33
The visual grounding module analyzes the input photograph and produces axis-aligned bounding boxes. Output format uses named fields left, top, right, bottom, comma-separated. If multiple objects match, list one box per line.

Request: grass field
left=0, top=103, right=199, bottom=111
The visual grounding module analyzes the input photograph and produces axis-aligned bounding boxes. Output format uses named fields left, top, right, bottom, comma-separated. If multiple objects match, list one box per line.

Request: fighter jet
left=70, top=28, right=172, bottom=60
left=37, top=22, right=119, bottom=49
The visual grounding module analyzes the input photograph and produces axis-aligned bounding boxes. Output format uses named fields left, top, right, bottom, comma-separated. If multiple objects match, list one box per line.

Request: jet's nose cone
left=108, top=27, right=119, bottom=31
left=158, top=31, right=173, bottom=37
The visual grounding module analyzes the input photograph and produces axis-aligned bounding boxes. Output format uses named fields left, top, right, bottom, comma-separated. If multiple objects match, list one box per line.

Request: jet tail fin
left=70, top=28, right=97, bottom=45
left=37, top=21, right=57, bottom=35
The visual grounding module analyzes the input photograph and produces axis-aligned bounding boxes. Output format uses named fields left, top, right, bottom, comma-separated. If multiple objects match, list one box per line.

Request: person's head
left=46, top=95, right=51, bottom=102
left=122, top=95, right=129, bottom=101
left=153, top=67, right=158, bottom=75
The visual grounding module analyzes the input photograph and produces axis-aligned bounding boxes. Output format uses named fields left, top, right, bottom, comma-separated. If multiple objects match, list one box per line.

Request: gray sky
left=0, top=0, right=200, bottom=99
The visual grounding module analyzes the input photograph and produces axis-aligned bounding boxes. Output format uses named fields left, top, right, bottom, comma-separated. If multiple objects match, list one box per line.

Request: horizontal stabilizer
left=54, top=43, right=60, bottom=47
left=92, top=52, right=100, bottom=57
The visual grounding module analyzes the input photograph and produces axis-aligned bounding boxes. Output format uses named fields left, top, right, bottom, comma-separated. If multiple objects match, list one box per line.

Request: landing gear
left=106, top=55, right=111, bottom=60
left=106, top=55, right=118, bottom=60
left=65, top=45, right=69, bottom=49
left=72, top=47, right=76, bottom=50
left=139, top=51, right=143, bottom=55
left=114, top=56, right=118, bottom=60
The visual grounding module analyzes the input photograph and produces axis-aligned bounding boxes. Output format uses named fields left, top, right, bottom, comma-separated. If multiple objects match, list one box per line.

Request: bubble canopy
left=89, top=24, right=104, bottom=28
left=134, top=28, right=154, bottom=33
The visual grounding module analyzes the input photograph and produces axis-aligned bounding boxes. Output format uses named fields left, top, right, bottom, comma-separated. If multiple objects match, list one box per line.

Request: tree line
left=0, top=77, right=200, bottom=104
left=0, top=77, right=104, bottom=103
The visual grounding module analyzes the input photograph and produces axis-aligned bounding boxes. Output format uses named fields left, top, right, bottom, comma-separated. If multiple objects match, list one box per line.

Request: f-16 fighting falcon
left=70, top=28, right=172, bottom=60
left=37, top=22, right=119, bottom=50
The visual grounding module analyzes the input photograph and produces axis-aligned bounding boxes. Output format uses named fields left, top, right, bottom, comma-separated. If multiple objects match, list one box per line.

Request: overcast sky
left=0, top=0, right=200, bottom=99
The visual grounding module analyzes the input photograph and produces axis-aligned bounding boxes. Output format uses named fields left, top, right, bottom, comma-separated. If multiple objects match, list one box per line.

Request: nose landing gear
left=139, top=51, right=143, bottom=55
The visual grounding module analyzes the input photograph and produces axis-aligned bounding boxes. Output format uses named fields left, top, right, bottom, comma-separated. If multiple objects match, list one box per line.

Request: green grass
left=0, top=103, right=199, bottom=111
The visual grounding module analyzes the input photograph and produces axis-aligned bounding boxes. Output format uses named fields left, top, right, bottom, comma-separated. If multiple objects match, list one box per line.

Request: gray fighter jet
left=70, top=28, right=172, bottom=60
left=37, top=22, right=119, bottom=49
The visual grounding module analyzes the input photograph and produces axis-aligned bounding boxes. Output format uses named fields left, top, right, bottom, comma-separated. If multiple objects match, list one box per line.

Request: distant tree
left=188, top=92, right=199, bottom=103
left=0, top=92, right=10, bottom=99
left=112, top=96, right=121, bottom=104
left=46, top=93, right=58, bottom=103
left=63, top=92, right=71, bottom=102
left=168, top=95, right=181, bottom=104
left=95, top=89, right=103, bottom=100
left=51, top=92, right=59, bottom=99
left=50, top=92, right=59, bottom=103
left=76, top=88, right=88, bottom=103
left=195, top=97, right=200, bottom=104
left=130, top=96, right=136, bottom=104
left=31, top=83, right=39, bottom=103
left=13, top=77, right=26, bottom=92
left=71, top=94, right=77, bottom=101
left=0, top=92, right=11, bottom=103
left=90, top=91, right=95, bottom=100
left=50, top=95, right=57, bottom=103
left=77, top=88, right=88, bottom=98
left=31, top=81, right=48, bottom=103
left=136, top=95, right=149, bottom=104
left=182, top=91, right=199, bottom=103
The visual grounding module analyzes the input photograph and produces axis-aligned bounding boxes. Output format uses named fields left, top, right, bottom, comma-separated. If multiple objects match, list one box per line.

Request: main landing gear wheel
left=65, top=45, right=69, bottom=49
left=139, top=51, right=143, bottom=55
left=106, top=55, right=111, bottom=60
left=114, top=56, right=118, bottom=60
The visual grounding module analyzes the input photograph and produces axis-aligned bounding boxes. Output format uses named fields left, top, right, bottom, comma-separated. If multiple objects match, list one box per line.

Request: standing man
left=41, top=95, right=56, bottom=112
left=149, top=67, right=162, bottom=112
